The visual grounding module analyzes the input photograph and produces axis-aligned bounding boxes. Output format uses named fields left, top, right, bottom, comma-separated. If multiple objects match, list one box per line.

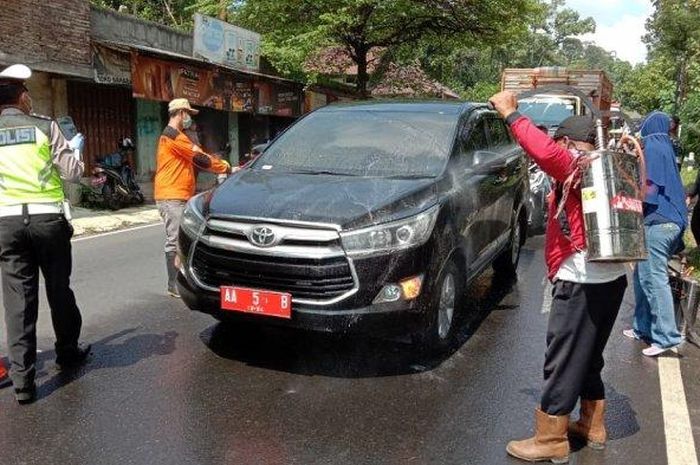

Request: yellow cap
left=168, top=98, right=199, bottom=115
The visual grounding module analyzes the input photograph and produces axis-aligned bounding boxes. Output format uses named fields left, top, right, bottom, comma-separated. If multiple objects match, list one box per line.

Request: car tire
left=415, top=259, right=463, bottom=353
left=493, top=210, right=525, bottom=278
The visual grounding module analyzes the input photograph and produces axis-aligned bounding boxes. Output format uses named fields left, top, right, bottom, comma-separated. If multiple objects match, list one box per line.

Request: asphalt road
left=0, top=225, right=698, bottom=465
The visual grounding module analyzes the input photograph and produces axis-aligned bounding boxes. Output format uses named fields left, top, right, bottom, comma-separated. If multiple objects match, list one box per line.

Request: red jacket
left=509, top=115, right=586, bottom=280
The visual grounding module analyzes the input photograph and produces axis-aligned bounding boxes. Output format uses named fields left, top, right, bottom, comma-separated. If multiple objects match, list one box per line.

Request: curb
left=71, top=207, right=161, bottom=237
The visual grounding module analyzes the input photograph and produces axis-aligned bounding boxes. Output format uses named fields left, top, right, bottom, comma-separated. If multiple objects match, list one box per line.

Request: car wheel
left=493, top=210, right=525, bottom=278
left=415, top=259, right=463, bottom=353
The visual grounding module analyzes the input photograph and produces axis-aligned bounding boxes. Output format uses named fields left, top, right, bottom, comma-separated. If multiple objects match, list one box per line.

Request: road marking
left=72, top=222, right=162, bottom=242
left=541, top=278, right=552, bottom=314
left=658, top=355, right=698, bottom=465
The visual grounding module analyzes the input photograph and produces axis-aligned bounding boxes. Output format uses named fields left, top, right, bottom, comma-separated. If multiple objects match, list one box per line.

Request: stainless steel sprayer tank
left=581, top=120, right=648, bottom=262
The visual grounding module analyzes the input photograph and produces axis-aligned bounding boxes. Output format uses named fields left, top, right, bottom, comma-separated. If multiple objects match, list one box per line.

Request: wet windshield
left=518, top=98, right=575, bottom=128
left=254, top=109, right=458, bottom=177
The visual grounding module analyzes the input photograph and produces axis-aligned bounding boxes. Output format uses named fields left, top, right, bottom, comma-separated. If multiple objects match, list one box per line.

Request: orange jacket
left=154, top=126, right=230, bottom=201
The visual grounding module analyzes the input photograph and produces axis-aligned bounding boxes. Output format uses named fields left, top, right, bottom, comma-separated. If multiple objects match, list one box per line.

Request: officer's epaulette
left=27, top=112, right=52, bottom=121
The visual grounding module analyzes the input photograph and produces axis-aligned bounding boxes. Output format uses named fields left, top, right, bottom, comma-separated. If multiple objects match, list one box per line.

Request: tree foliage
left=91, top=0, right=700, bottom=153
left=229, top=0, right=540, bottom=96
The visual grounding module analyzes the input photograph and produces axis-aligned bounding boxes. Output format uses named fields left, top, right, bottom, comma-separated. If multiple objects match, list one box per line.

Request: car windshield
left=519, top=98, right=576, bottom=128
left=253, top=109, right=458, bottom=177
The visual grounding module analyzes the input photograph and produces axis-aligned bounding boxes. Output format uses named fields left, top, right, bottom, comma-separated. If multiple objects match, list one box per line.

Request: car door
left=449, top=111, right=500, bottom=274
left=484, top=114, right=524, bottom=248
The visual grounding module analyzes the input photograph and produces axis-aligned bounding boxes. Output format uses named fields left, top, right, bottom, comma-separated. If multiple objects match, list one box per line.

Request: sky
left=565, top=0, right=654, bottom=64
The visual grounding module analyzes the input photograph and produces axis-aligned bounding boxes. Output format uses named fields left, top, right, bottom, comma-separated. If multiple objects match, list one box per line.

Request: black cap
left=553, top=116, right=596, bottom=144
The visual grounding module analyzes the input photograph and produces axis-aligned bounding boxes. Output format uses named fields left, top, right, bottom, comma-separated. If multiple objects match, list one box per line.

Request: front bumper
left=177, top=272, right=424, bottom=335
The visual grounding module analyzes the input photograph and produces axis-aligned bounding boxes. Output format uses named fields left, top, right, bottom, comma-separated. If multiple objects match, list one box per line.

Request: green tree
left=615, top=58, right=676, bottom=114
left=91, top=0, right=195, bottom=29
left=644, top=0, right=700, bottom=109
left=231, top=0, right=540, bottom=97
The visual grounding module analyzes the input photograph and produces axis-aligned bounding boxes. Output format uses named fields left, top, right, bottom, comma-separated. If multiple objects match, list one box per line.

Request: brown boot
left=507, top=408, right=570, bottom=463
left=569, top=399, right=606, bottom=450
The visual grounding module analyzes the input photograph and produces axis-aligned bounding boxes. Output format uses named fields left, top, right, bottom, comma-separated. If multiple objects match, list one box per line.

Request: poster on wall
left=304, top=91, right=328, bottom=113
left=131, top=54, right=254, bottom=113
left=255, top=82, right=302, bottom=117
left=275, top=88, right=301, bottom=117
left=93, top=45, right=131, bottom=85
left=255, top=82, right=275, bottom=115
left=193, top=13, right=261, bottom=72
left=212, top=72, right=254, bottom=113
left=131, top=53, right=213, bottom=105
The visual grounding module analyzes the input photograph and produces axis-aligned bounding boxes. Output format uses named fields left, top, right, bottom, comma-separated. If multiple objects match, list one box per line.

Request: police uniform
left=0, top=65, right=87, bottom=400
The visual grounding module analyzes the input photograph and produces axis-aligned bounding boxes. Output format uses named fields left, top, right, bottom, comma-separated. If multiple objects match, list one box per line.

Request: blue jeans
left=633, top=223, right=683, bottom=348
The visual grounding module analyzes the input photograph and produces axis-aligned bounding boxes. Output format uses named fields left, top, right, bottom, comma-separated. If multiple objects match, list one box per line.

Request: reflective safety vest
left=0, top=113, right=64, bottom=206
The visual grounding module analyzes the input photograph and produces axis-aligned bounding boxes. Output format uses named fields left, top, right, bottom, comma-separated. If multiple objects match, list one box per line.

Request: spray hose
left=618, top=134, right=647, bottom=197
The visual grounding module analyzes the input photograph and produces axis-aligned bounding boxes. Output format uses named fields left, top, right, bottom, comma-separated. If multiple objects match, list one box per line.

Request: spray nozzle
left=595, top=119, right=606, bottom=151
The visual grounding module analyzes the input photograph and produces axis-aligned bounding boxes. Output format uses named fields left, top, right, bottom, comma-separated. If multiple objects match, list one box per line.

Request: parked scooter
left=82, top=137, right=145, bottom=210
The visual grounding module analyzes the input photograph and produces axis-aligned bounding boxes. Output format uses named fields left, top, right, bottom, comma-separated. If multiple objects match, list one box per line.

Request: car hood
left=207, top=169, right=438, bottom=230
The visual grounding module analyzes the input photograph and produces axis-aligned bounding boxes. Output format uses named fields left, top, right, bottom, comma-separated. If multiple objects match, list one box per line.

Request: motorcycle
left=81, top=138, right=145, bottom=210
left=526, top=161, right=551, bottom=235
left=81, top=163, right=144, bottom=210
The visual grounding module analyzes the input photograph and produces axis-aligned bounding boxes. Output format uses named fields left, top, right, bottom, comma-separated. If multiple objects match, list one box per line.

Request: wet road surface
left=0, top=226, right=698, bottom=465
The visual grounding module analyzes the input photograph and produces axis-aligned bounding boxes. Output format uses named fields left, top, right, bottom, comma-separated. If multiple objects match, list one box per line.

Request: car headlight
left=181, top=194, right=206, bottom=238
left=340, top=205, right=439, bottom=258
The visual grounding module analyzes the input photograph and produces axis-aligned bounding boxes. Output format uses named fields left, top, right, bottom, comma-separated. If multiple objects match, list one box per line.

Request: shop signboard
left=93, top=45, right=131, bottom=85
left=255, top=82, right=302, bottom=117
left=276, top=89, right=300, bottom=117
left=193, top=13, right=261, bottom=73
left=304, top=91, right=328, bottom=113
left=131, top=54, right=254, bottom=113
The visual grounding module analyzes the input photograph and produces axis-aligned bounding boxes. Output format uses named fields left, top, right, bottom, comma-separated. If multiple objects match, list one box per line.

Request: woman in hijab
left=625, top=111, right=686, bottom=356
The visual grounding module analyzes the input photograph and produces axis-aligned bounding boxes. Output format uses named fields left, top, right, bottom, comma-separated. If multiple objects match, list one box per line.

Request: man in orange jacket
left=155, top=98, right=233, bottom=297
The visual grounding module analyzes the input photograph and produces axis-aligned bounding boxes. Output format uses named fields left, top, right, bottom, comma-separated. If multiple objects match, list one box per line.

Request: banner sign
left=255, top=82, right=301, bottom=117
left=93, top=45, right=131, bottom=85
left=193, top=13, right=261, bottom=72
left=304, top=91, right=329, bottom=113
left=130, top=54, right=254, bottom=113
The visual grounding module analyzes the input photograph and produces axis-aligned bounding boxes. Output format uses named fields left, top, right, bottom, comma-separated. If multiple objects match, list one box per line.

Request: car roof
left=317, top=100, right=481, bottom=115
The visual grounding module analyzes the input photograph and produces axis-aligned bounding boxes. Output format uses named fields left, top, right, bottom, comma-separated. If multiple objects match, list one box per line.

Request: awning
left=94, top=40, right=301, bottom=86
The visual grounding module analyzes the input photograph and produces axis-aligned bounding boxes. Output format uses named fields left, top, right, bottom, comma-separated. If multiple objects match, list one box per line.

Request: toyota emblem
left=249, top=226, right=277, bottom=247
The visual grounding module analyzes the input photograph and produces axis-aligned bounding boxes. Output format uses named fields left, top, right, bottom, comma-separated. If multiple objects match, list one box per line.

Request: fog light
left=400, top=275, right=423, bottom=300
left=373, top=275, right=424, bottom=304
left=373, top=284, right=402, bottom=304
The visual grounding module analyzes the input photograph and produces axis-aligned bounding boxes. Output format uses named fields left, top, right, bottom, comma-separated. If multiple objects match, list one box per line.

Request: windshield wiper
left=381, top=174, right=435, bottom=180
left=288, top=169, right=360, bottom=176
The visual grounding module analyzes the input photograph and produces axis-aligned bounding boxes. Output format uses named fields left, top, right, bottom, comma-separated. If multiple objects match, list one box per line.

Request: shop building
left=89, top=7, right=307, bottom=197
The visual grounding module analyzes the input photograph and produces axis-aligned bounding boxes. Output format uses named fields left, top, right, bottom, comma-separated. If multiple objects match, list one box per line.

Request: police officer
left=0, top=64, right=90, bottom=404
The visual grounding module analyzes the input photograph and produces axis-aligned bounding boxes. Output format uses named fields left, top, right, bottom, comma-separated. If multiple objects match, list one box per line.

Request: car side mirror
left=472, top=150, right=491, bottom=166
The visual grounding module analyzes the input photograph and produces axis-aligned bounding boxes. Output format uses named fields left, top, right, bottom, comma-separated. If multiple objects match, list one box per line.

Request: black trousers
left=0, top=214, right=82, bottom=389
left=541, top=275, right=627, bottom=415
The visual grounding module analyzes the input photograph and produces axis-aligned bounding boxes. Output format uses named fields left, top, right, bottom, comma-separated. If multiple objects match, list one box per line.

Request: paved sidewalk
left=70, top=204, right=161, bottom=237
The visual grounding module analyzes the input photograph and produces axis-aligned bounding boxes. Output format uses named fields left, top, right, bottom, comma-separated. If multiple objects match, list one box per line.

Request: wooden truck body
left=501, top=67, right=613, bottom=128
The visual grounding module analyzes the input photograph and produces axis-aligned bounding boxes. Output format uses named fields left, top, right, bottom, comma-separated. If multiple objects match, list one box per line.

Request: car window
left=486, top=117, right=512, bottom=149
left=462, top=118, right=488, bottom=154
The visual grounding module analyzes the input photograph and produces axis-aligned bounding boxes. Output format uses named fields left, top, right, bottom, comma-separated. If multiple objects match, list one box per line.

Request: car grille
left=189, top=219, right=357, bottom=304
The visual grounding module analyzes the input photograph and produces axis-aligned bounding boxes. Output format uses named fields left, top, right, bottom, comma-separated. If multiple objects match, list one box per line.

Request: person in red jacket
left=489, top=91, right=628, bottom=463
left=0, top=358, right=7, bottom=384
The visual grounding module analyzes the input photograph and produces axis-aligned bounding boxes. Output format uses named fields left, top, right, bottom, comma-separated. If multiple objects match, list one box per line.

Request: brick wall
left=0, top=0, right=91, bottom=76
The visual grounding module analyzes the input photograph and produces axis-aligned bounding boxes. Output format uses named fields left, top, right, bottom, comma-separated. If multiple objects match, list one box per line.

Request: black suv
left=177, top=102, right=528, bottom=348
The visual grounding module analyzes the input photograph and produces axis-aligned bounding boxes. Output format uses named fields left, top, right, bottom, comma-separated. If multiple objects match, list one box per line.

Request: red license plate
left=220, top=286, right=292, bottom=319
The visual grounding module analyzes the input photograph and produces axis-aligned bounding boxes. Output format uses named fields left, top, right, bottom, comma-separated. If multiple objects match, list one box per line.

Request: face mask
left=182, top=114, right=193, bottom=130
